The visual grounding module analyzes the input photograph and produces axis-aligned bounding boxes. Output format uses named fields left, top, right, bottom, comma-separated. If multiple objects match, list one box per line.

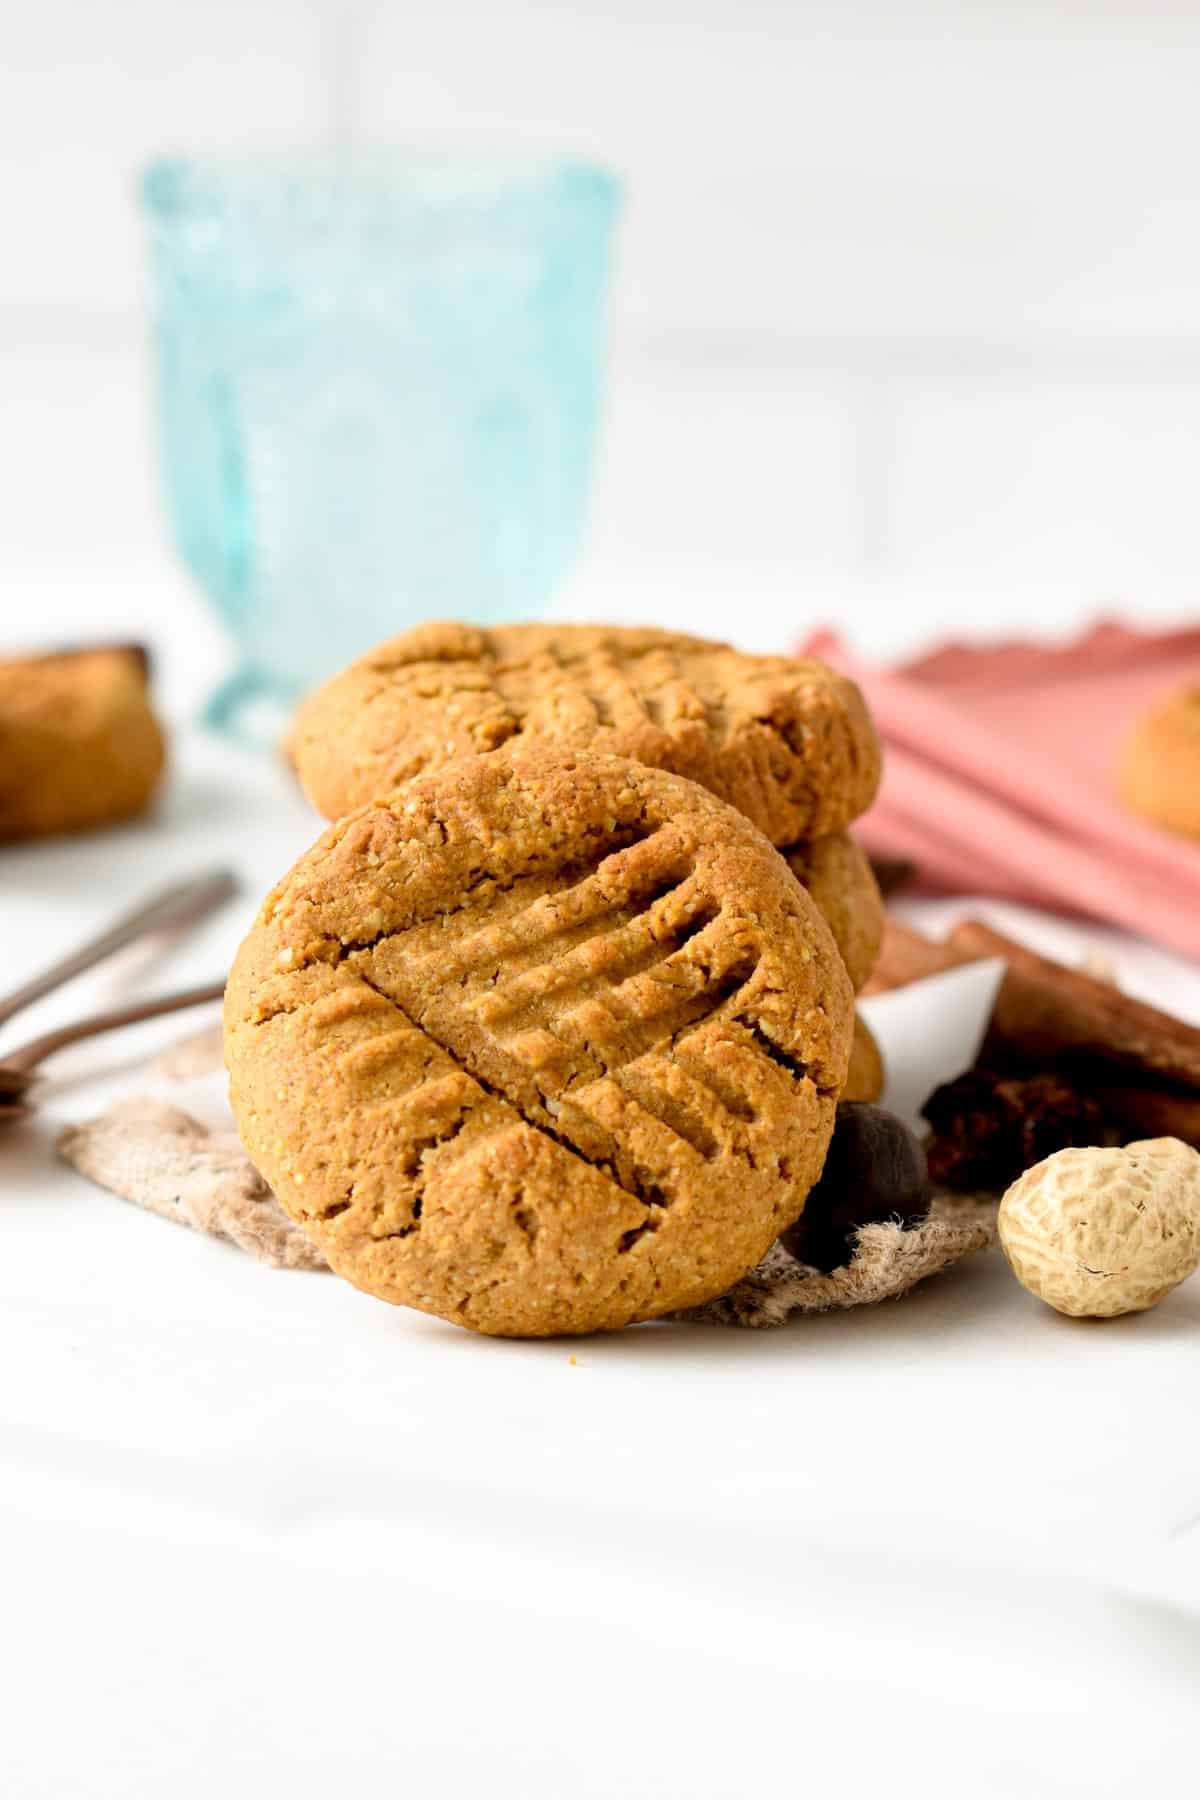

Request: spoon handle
left=2, top=982, right=226, bottom=1075
left=0, top=869, right=236, bottom=1030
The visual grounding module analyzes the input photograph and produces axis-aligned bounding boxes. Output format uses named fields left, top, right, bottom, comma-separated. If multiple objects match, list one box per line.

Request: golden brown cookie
left=226, top=746, right=854, bottom=1337
left=0, top=645, right=165, bottom=841
left=843, top=1013, right=885, bottom=1103
left=1118, top=685, right=1200, bottom=838
left=289, top=621, right=880, bottom=845
left=783, top=834, right=883, bottom=991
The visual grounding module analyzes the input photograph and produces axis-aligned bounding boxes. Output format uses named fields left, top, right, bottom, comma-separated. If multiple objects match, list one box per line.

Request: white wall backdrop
left=3, top=0, right=1200, bottom=684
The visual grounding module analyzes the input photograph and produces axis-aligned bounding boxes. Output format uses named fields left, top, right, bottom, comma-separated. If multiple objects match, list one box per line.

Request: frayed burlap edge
left=674, top=1193, right=998, bottom=1327
left=58, top=1097, right=997, bottom=1319
left=58, top=1096, right=325, bottom=1272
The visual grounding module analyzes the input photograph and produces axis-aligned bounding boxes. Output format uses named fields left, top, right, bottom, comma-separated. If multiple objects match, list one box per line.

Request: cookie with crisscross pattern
left=289, top=620, right=880, bottom=847
left=226, top=746, right=854, bottom=1336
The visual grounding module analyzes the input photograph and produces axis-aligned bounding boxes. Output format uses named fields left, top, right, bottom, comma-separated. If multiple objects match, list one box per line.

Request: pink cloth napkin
left=803, top=621, right=1200, bottom=960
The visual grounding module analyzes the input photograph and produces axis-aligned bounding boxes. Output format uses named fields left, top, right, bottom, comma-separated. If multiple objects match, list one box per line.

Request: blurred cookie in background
left=844, top=1012, right=885, bottom=1103
left=1118, top=683, right=1200, bottom=840
left=0, top=644, right=166, bottom=841
left=783, top=833, right=883, bottom=992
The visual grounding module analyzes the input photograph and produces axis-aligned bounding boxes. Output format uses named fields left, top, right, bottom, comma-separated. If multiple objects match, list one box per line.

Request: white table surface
left=3, top=706, right=1200, bottom=1798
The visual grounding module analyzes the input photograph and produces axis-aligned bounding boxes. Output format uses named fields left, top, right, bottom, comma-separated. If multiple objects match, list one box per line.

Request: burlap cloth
left=59, top=1096, right=324, bottom=1272
left=59, top=1045, right=997, bottom=1326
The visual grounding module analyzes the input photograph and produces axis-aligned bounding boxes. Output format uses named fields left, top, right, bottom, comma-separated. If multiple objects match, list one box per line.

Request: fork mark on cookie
left=611, top=1067, right=720, bottom=1162
left=473, top=878, right=710, bottom=1032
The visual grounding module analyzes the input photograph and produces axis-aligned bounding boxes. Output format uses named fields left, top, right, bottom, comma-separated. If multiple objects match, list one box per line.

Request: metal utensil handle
left=2, top=981, right=227, bottom=1075
left=0, top=869, right=236, bottom=1030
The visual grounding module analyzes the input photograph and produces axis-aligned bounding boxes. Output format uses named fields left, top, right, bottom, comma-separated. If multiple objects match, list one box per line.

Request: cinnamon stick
left=947, top=920, right=1200, bottom=1091
left=865, top=915, right=1200, bottom=1134
left=860, top=920, right=972, bottom=995
left=1089, top=1079, right=1200, bottom=1147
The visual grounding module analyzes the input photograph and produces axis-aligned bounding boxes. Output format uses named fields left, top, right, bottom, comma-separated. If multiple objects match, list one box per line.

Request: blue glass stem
left=202, top=664, right=290, bottom=744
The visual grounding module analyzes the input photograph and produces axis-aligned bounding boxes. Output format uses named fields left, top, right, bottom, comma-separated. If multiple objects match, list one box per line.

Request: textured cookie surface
left=843, top=1012, right=885, bottom=1103
left=290, top=621, right=880, bottom=845
left=784, top=834, right=883, bottom=991
left=226, top=747, right=854, bottom=1336
left=1119, top=685, right=1200, bottom=838
left=0, top=645, right=165, bottom=841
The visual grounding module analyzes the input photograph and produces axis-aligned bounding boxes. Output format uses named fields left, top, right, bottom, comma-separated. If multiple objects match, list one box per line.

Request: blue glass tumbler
left=141, top=155, right=620, bottom=732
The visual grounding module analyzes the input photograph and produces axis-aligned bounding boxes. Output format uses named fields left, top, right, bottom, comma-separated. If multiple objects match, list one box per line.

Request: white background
left=5, top=0, right=1200, bottom=674
left=5, top=7, right=1200, bottom=1796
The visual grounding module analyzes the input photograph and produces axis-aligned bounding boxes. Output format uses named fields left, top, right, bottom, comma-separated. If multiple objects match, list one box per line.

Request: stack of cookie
left=226, top=622, right=884, bottom=1336
left=288, top=623, right=887, bottom=1065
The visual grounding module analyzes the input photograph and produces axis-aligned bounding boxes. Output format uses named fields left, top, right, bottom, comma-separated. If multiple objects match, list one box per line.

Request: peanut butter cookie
left=843, top=1013, right=885, bottom=1103
left=289, top=621, right=880, bottom=845
left=0, top=644, right=165, bottom=841
left=783, top=833, right=883, bottom=991
left=1118, top=685, right=1200, bottom=838
left=226, top=746, right=854, bottom=1336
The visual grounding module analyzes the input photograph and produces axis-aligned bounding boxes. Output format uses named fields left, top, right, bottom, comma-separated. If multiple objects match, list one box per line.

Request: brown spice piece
left=780, top=1102, right=930, bottom=1271
left=922, top=1069, right=1112, bottom=1192
left=1088, top=1077, right=1200, bottom=1146
left=948, top=919, right=1200, bottom=1090
left=58, top=1096, right=327, bottom=1270
left=861, top=920, right=970, bottom=996
left=866, top=917, right=1200, bottom=1148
